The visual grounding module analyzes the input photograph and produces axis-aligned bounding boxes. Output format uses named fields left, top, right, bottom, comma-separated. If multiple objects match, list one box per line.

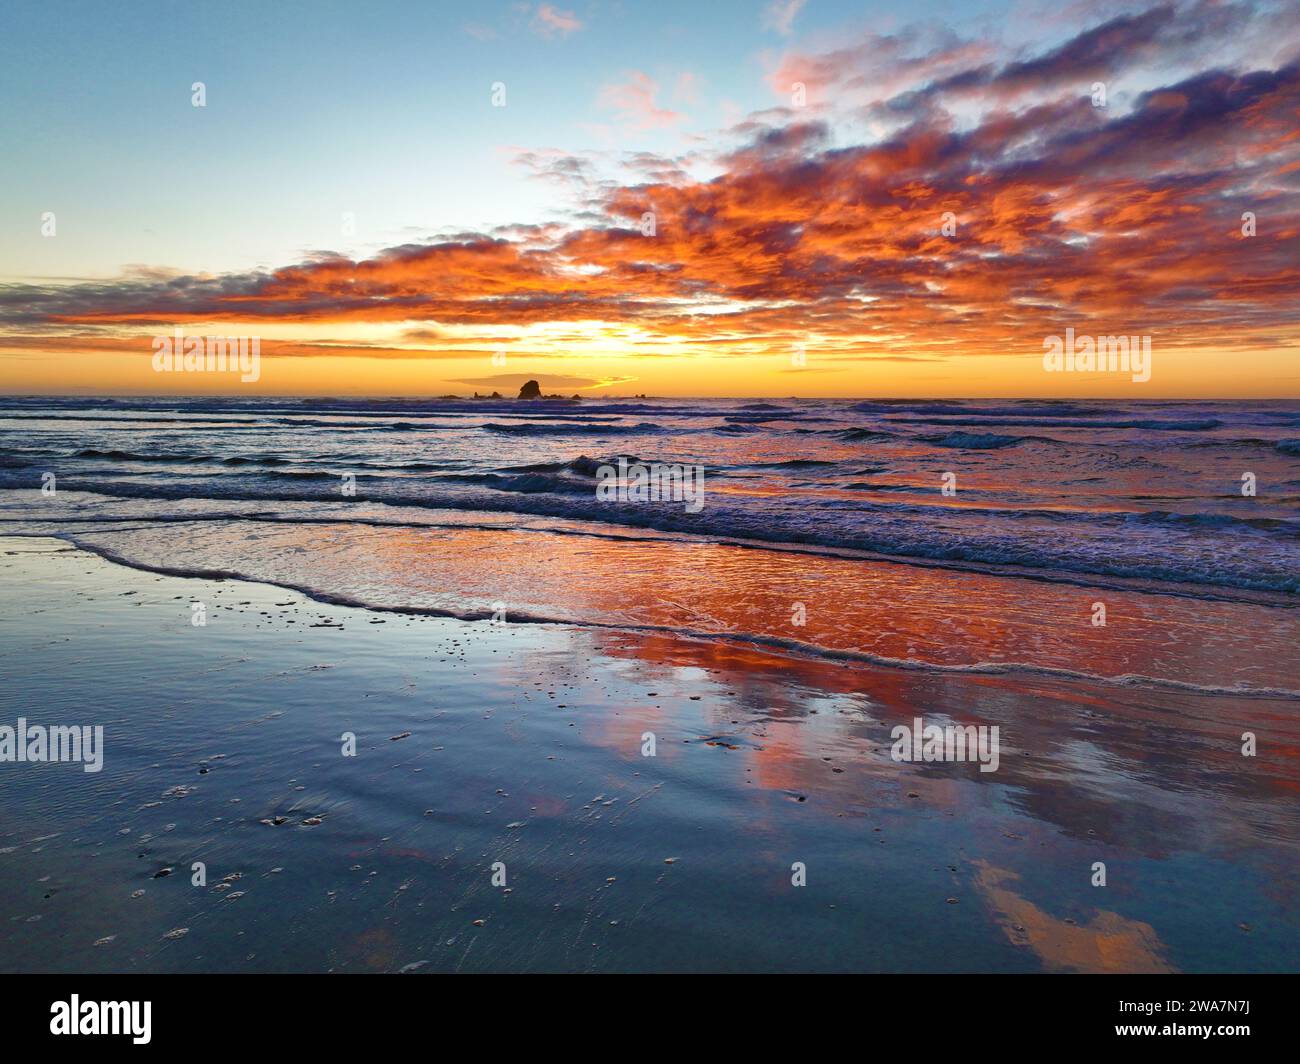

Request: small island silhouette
left=469, top=381, right=581, bottom=401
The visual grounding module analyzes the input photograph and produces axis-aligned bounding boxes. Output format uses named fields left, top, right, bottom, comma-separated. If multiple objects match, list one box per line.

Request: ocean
left=1, top=395, right=1297, bottom=972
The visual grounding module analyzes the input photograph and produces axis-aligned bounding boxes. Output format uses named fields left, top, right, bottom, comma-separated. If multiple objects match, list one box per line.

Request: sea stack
left=517, top=379, right=541, bottom=400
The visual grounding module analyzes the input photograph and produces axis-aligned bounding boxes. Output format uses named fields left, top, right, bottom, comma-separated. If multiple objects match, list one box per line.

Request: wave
left=76, top=447, right=214, bottom=463
left=73, top=448, right=311, bottom=468
left=481, top=421, right=661, bottom=436
left=436, top=472, right=595, bottom=495
left=38, top=532, right=1300, bottom=701
left=221, top=455, right=291, bottom=466
left=0, top=412, right=263, bottom=425
left=834, top=428, right=895, bottom=441
left=496, top=455, right=638, bottom=476
left=1125, top=510, right=1300, bottom=533
left=1187, top=437, right=1280, bottom=449
left=924, top=432, right=1027, bottom=450
left=6, top=474, right=1297, bottom=595
left=889, top=415, right=1223, bottom=431
left=852, top=400, right=1121, bottom=419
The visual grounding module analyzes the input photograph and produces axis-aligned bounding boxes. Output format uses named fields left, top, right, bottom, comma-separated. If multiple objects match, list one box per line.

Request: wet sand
left=0, top=537, right=1296, bottom=972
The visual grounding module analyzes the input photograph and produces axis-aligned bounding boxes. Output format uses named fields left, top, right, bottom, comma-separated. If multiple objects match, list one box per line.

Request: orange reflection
left=973, top=861, right=1175, bottom=973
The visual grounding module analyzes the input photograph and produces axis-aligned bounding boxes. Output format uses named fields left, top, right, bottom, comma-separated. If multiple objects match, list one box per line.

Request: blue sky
left=1, top=0, right=1021, bottom=279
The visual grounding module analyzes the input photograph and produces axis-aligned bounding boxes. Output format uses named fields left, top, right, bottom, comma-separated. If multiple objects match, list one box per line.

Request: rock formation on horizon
left=517, top=379, right=542, bottom=400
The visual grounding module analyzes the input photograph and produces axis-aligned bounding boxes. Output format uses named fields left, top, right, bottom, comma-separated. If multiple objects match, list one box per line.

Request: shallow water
left=26, top=513, right=1300, bottom=694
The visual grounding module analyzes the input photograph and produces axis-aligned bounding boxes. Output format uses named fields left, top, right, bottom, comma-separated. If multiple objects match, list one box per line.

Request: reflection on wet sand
left=974, top=862, right=1174, bottom=974
left=1, top=539, right=1296, bottom=973
left=589, top=629, right=1300, bottom=845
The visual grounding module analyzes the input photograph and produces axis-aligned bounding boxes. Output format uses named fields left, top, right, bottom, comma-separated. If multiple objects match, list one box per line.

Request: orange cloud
left=598, top=71, right=686, bottom=131
left=533, top=4, right=583, bottom=38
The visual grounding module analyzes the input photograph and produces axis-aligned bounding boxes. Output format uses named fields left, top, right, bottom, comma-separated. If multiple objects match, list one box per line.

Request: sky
left=0, top=0, right=1297, bottom=397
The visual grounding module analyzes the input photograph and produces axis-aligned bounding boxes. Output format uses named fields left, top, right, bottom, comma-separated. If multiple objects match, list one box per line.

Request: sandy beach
left=2, top=535, right=1295, bottom=973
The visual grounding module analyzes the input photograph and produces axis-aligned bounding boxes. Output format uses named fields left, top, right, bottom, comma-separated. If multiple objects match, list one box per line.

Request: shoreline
left=5, top=489, right=1296, bottom=696
left=7, top=525, right=1300, bottom=700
